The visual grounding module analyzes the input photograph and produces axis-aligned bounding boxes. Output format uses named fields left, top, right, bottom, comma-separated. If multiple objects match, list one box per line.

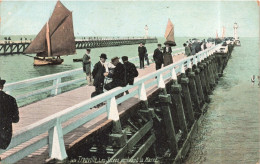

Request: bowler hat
left=0, top=77, right=6, bottom=86
left=122, top=56, right=128, bottom=61
left=111, top=56, right=120, bottom=62
left=99, top=53, right=107, bottom=59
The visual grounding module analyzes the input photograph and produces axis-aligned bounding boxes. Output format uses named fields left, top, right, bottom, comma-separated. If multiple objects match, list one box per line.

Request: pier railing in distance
left=0, top=45, right=221, bottom=163
left=3, top=47, right=185, bottom=107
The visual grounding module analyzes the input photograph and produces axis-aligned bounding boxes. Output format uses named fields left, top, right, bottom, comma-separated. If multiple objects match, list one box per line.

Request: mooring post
left=198, top=63, right=210, bottom=103
left=201, top=61, right=211, bottom=94
left=211, top=55, right=218, bottom=84
left=180, top=77, right=195, bottom=124
left=216, top=54, right=223, bottom=77
left=107, top=97, right=127, bottom=148
left=171, top=84, right=188, bottom=136
left=159, top=94, right=178, bottom=156
left=187, top=71, right=201, bottom=115
left=205, top=57, right=215, bottom=90
left=192, top=65, right=205, bottom=106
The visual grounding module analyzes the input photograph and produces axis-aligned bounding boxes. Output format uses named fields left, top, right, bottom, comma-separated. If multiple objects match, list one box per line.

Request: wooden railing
left=0, top=45, right=221, bottom=163
left=3, top=47, right=184, bottom=106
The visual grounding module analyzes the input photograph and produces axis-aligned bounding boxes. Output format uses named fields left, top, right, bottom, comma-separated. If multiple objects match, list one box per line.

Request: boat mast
left=46, top=21, right=51, bottom=57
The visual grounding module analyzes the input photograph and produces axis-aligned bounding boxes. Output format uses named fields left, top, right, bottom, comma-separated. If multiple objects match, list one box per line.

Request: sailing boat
left=164, top=18, right=176, bottom=46
left=221, top=26, right=225, bottom=39
left=24, top=1, right=76, bottom=66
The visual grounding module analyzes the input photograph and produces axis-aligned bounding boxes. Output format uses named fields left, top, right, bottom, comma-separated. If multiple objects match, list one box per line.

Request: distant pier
left=0, top=37, right=158, bottom=55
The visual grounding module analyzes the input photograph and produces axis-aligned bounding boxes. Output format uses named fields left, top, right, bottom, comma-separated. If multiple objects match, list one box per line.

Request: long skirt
left=163, top=53, right=173, bottom=66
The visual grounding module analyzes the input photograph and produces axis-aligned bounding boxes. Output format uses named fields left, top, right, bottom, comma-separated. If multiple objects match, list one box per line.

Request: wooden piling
left=198, top=63, right=210, bottom=102
left=171, top=84, right=188, bottom=136
left=180, top=77, right=195, bottom=125
left=159, top=94, right=178, bottom=155
left=193, top=66, right=205, bottom=106
left=187, top=71, right=201, bottom=115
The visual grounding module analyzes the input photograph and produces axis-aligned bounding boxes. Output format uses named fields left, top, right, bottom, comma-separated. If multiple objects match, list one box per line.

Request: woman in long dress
left=163, top=44, right=173, bottom=66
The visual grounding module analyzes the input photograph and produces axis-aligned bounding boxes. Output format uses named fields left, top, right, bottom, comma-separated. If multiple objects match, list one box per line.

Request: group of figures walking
left=82, top=49, right=139, bottom=102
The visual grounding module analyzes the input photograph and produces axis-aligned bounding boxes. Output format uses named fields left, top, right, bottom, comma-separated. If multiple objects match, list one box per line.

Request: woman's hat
left=0, top=77, right=6, bottom=86
left=111, top=56, right=120, bottom=62
left=99, top=53, right=107, bottom=59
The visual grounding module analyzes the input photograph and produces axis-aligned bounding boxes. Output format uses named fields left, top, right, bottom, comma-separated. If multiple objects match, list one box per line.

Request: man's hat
left=86, top=48, right=91, bottom=52
left=157, top=44, right=162, bottom=47
left=99, top=53, right=107, bottom=59
left=111, top=56, right=120, bottom=62
left=122, top=56, right=128, bottom=61
left=0, top=77, right=6, bottom=86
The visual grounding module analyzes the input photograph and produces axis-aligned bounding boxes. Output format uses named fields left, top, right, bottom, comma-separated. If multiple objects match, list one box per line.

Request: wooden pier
left=0, top=37, right=158, bottom=55
left=0, top=42, right=243, bottom=164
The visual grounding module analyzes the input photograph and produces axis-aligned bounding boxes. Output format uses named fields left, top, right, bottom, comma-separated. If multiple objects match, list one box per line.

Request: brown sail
left=164, top=18, right=176, bottom=46
left=24, top=1, right=76, bottom=57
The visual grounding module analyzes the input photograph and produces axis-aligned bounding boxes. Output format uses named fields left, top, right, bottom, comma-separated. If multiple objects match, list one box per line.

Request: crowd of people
left=82, top=42, right=180, bottom=100
left=183, top=39, right=214, bottom=57
left=82, top=49, right=139, bottom=102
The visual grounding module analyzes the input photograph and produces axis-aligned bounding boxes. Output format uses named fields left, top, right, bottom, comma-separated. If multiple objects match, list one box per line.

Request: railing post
left=157, top=73, right=167, bottom=95
left=107, top=96, right=127, bottom=148
left=48, top=118, right=67, bottom=160
left=138, top=82, right=147, bottom=101
left=51, top=78, right=61, bottom=96
left=171, top=67, right=177, bottom=82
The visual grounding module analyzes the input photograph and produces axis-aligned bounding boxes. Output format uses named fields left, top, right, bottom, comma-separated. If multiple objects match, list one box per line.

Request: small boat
left=164, top=18, right=176, bottom=46
left=24, top=1, right=76, bottom=66
left=73, top=58, right=83, bottom=62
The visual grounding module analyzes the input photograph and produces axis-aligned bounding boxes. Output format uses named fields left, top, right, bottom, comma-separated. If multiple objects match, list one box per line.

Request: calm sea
left=0, top=36, right=189, bottom=83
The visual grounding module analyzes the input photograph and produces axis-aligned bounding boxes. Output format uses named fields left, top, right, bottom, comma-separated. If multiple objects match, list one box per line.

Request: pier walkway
left=0, top=47, right=188, bottom=163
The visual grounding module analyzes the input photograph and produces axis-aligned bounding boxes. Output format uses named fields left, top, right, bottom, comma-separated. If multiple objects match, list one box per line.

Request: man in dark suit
left=122, top=56, right=139, bottom=94
left=184, top=43, right=192, bottom=57
left=104, top=57, right=126, bottom=91
left=91, top=53, right=108, bottom=98
left=153, top=44, right=164, bottom=70
left=138, top=42, right=147, bottom=69
left=0, top=78, right=19, bottom=150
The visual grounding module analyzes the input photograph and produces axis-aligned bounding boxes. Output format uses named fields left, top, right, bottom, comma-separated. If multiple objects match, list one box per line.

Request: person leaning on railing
left=0, top=78, right=19, bottom=157
left=122, top=56, right=139, bottom=94
left=104, top=57, right=126, bottom=98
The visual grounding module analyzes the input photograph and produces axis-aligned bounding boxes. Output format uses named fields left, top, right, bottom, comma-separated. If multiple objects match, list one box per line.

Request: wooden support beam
left=180, top=77, right=195, bottom=125
left=171, top=84, right=188, bottom=136
left=159, top=94, right=178, bottom=155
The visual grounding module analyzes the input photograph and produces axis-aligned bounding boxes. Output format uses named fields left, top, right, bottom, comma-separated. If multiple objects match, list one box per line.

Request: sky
left=0, top=0, right=259, bottom=37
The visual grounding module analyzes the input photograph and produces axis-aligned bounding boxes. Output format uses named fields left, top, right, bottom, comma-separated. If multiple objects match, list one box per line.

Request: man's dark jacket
left=124, top=61, right=138, bottom=85
left=0, top=91, right=19, bottom=149
left=92, top=62, right=106, bottom=87
left=112, top=62, right=126, bottom=87
left=138, top=46, right=147, bottom=57
left=153, top=48, right=163, bottom=64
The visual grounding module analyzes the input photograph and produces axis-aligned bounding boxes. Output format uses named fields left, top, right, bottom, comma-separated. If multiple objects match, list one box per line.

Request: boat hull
left=34, top=57, right=64, bottom=66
